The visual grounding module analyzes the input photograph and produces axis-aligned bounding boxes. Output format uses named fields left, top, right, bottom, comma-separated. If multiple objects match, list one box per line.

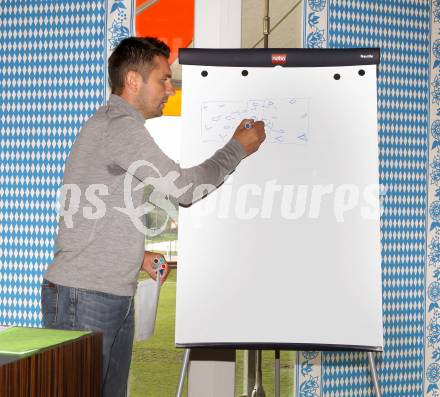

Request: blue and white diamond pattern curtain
left=0, top=0, right=133, bottom=327
left=302, top=0, right=437, bottom=396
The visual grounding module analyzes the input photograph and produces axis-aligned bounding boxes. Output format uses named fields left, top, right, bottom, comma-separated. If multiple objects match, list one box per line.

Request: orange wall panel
left=136, top=0, right=194, bottom=63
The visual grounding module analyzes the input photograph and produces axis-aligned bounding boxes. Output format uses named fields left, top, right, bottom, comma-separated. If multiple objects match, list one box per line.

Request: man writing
left=41, top=36, right=265, bottom=396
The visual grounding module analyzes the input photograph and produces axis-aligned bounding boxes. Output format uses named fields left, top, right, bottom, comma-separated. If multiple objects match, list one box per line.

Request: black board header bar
left=179, top=48, right=380, bottom=67
left=176, top=342, right=383, bottom=352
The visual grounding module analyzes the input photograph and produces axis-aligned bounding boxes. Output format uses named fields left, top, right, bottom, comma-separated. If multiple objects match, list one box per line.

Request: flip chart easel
left=175, top=48, right=383, bottom=396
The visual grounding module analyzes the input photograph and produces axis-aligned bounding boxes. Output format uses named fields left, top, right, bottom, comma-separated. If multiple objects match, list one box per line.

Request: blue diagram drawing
left=201, top=98, right=310, bottom=144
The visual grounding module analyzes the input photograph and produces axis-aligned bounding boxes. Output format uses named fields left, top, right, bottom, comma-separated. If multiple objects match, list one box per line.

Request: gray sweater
left=44, top=95, right=246, bottom=296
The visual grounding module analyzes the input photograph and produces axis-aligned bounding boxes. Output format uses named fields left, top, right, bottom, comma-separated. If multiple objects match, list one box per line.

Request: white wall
left=194, top=0, right=241, bottom=48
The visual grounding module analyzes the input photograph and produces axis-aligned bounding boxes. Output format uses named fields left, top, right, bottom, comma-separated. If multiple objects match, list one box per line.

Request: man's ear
left=124, top=70, right=141, bottom=93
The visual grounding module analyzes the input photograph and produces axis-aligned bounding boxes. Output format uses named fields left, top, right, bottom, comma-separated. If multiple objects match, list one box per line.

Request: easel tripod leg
left=368, top=352, right=382, bottom=397
left=251, top=350, right=266, bottom=397
left=176, top=348, right=191, bottom=397
left=275, top=350, right=280, bottom=397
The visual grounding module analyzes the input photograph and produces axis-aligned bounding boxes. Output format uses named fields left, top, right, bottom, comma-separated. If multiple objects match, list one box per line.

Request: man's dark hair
left=108, top=37, right=171, bottom=95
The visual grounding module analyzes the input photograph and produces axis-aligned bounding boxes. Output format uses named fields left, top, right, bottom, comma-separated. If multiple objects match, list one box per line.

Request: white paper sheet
left=134, top=274, right=161, bottom=341
left=176, top=63, right=383, bottom=349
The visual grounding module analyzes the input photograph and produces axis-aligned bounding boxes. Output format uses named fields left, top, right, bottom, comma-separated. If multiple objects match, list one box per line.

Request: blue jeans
left=41, top=279, right=134, bottom=397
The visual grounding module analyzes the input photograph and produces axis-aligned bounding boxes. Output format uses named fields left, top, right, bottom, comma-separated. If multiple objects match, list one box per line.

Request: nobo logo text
left=272, top=54, right=287, bottom=64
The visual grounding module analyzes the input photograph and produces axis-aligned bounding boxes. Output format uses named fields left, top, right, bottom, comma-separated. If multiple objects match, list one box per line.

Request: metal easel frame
left=176, top=349, right=382, bottom=397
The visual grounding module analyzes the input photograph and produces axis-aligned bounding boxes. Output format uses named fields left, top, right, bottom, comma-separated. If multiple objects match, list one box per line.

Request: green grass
left=130, top=271, right=295, bottom=396
left=146, top=233, right=178, bottom=244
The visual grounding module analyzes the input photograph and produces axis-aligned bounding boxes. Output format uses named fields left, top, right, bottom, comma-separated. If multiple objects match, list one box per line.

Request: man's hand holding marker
left=142, top=251, right=169, bottom=285
left=233, top=119, right=266, bottom=156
